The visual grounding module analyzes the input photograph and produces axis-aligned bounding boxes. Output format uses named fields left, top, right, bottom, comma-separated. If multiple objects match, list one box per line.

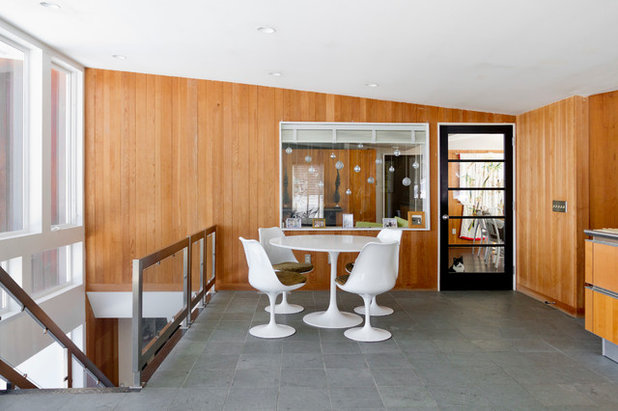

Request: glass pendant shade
left=388, top=165, right=395, bottom=173
left=354, top=165, right=361, bottom=173
left=330, top=152, right=336, bottom=159
left=375, top=158, right=383, bottom=165
left=367, top=176, right=375, bottom=184
left=335, top=161, right=344, bottom=170
left=412, top=161, right=419, bottom=169
left=304, top=155, right=312, bottom=163
left=345, top=188, right=352, bottom=195
left=285, top=147, right=293, bottom=154
left=402, top=177, right=411, bottom=186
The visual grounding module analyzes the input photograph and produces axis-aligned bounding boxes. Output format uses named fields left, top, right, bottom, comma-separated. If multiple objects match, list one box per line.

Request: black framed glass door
left=439, top=125, right=513, bottom=290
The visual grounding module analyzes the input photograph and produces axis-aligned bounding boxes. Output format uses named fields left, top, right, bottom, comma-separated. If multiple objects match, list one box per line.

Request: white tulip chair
left=335, top=241, right=399, bottom=342
left=259, top=227, right=313, bottom=314
left=345, top=228, right=402, bottom=316
left=239, top=237, right=307, bottom=338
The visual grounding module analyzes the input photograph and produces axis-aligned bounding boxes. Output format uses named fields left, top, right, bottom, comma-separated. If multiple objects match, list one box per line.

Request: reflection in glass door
left=439, top=125, right=513, bottom=290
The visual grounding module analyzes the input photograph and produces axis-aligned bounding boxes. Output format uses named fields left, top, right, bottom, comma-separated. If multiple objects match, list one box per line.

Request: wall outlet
left=452, top=228, right=456, bottom=235
left=304, top=254, right=311, bottom=264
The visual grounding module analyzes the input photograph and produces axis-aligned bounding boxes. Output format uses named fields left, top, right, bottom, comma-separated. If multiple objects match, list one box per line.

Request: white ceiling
left=2, top=0, right=618, bottom=115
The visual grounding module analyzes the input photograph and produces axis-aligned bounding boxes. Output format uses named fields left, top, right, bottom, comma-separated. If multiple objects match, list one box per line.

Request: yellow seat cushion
left=335, top=274, right=349, bottom=286
left=344, top=262, right=354, bottom=273
left=276, top=271, right=307, bottom=286
left=272, top=262, right=313, bottom=273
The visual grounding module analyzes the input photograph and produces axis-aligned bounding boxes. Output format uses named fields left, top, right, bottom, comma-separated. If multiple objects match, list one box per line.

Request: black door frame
left=438, top=124, right=514, bottom=290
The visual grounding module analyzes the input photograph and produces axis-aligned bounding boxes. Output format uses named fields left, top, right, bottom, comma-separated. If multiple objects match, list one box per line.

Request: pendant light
left=402, top=154, right=411, bottom=186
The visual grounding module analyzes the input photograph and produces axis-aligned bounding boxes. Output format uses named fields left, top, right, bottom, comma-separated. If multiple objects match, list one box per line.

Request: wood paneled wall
left=85, top=68, right=514, bottom=293
left=515, top=96, right=589, bottom=315
left=589, top=90, right=618, bottom=230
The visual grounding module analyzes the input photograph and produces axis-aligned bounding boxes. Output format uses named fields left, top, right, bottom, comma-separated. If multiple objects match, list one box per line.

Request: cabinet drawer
left=592, top=243, right=618, bottom=292
left=591, top=290, right=618, bottom=344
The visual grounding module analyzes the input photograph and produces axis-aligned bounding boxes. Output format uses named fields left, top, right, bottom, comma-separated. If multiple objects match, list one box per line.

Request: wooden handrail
left=0, top=357, right=37, bottom=389
left=0, top=267, right=114, bottom=388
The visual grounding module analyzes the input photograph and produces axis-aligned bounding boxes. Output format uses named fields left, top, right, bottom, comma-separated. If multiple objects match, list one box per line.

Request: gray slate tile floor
left=2, top=290, right=618, bottom=410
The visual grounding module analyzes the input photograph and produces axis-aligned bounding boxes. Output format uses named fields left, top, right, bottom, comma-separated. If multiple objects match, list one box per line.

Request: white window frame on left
left=0, top=19, right=85, bottom=309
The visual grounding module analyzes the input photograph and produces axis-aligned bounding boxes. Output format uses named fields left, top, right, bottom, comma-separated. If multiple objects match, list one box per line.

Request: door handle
left=442, top=214, right=449, bottom=221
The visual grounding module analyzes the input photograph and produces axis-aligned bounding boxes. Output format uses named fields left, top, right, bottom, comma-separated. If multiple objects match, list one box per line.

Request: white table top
left=270, top=234, right=377, bottom=253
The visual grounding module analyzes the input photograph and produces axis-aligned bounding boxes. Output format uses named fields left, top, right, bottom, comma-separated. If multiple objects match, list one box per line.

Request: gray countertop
left=585, top=229, right=618, bottom=242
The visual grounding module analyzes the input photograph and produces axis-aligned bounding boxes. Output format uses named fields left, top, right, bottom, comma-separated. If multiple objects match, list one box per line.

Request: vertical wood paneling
left=515, top=96, right=589, bottom=314
left=85, top=68, right=514, bottom=293
left=589, top=90, right=618, bottom=230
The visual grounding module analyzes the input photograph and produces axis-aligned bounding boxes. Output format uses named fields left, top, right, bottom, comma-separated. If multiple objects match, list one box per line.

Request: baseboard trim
left=517, top=284, right=583, bottom=317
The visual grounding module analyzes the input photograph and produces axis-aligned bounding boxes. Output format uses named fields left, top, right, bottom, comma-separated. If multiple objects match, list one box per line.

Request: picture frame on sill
left=285, top=218, right=302, bottom=229
left=312, top=218, right=326, bottom=228
left=382, top=218, right=397, bottom=228
left=342, top=214, right=354, bottom=228
left=408, top=211, right=425, bottom=228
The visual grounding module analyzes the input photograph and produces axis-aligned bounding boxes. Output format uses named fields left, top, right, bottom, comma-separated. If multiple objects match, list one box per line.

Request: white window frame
left=50, top=61, right=81, bottom=229
left=0, top=20, right=84, bottom=312
left=279, top=122, right=431, bottom=231
left=0, top=33, right=30, bottom=240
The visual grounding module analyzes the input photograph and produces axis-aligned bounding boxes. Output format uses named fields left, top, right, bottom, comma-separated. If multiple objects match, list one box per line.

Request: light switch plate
left=305, top=254, right=311, bottom=264
left=552, top=200, right=567, bottom=213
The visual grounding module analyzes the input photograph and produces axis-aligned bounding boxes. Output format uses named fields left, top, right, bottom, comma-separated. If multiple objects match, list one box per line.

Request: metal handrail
left=132, top=225, right=216, bottom=387
left=0, top=266, right=114, bottom=388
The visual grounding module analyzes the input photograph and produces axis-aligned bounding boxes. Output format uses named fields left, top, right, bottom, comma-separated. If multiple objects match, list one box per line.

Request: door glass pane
left=449, top=217, right=504, bottom=246
left=449, top=189, right=504, bottom=217
left=447, top=245, right=505, bottom=273
left=51, top=67, right=69, bottom=226
left=448, top=160, right=504, bottom=188
left=0, top=40, right=25, bottom=234
left=447, top=133, right=504, bottom=155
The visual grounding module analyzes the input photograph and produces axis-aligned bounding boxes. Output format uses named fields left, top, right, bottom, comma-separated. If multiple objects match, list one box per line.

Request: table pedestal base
left=344, top=326, right=391, bottom=342
left=303, top=309, right=362, bottom=329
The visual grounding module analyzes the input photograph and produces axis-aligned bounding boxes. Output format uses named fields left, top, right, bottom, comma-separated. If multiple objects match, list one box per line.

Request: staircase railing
left=132, top=225, right=216, bottom=387
left=0, top=267, right=114, bottom=389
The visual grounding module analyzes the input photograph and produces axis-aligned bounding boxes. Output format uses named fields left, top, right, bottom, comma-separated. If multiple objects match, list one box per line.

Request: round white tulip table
left=269, top=234, right=375, bottom=329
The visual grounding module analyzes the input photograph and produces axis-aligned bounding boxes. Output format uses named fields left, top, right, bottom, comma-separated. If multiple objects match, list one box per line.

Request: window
left=0, top=27, right=83, bottom=304
left=281, top=123, right=430, bottom=229
left=0, top=38, right=26, bottom=235
left=292, top=164, right=324, bottom=219
left=0, top=257, right=21, bottom=314
left=51, top=65, right=71, bottom=226
left=31, top=242, right=82, bottom=296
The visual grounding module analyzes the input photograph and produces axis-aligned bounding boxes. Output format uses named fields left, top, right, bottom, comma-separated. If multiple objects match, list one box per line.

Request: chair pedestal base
left=265, top=303, right=304, bottom=314
left=344, top=326, right=391, bottom=342
left=353, top=298, right=393, bottom=316
left=264, top=292, right=304, bottom=314
left=249, top=323, right=296, bottom=339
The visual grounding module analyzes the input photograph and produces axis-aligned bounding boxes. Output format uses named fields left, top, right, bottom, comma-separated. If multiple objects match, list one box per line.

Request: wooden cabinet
left=584, top=233, right=618, bottom=347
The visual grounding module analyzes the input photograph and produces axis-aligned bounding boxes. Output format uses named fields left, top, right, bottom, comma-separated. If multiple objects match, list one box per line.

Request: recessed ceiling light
left=257, top=26, right=276, bottom=34
left=40, top=1, right=61, bottom=8
left=112, top=54, right=127, bottom=60
left=269, top=72, right=282, bottom=77
left=366, top=83, right=379, bottom=88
